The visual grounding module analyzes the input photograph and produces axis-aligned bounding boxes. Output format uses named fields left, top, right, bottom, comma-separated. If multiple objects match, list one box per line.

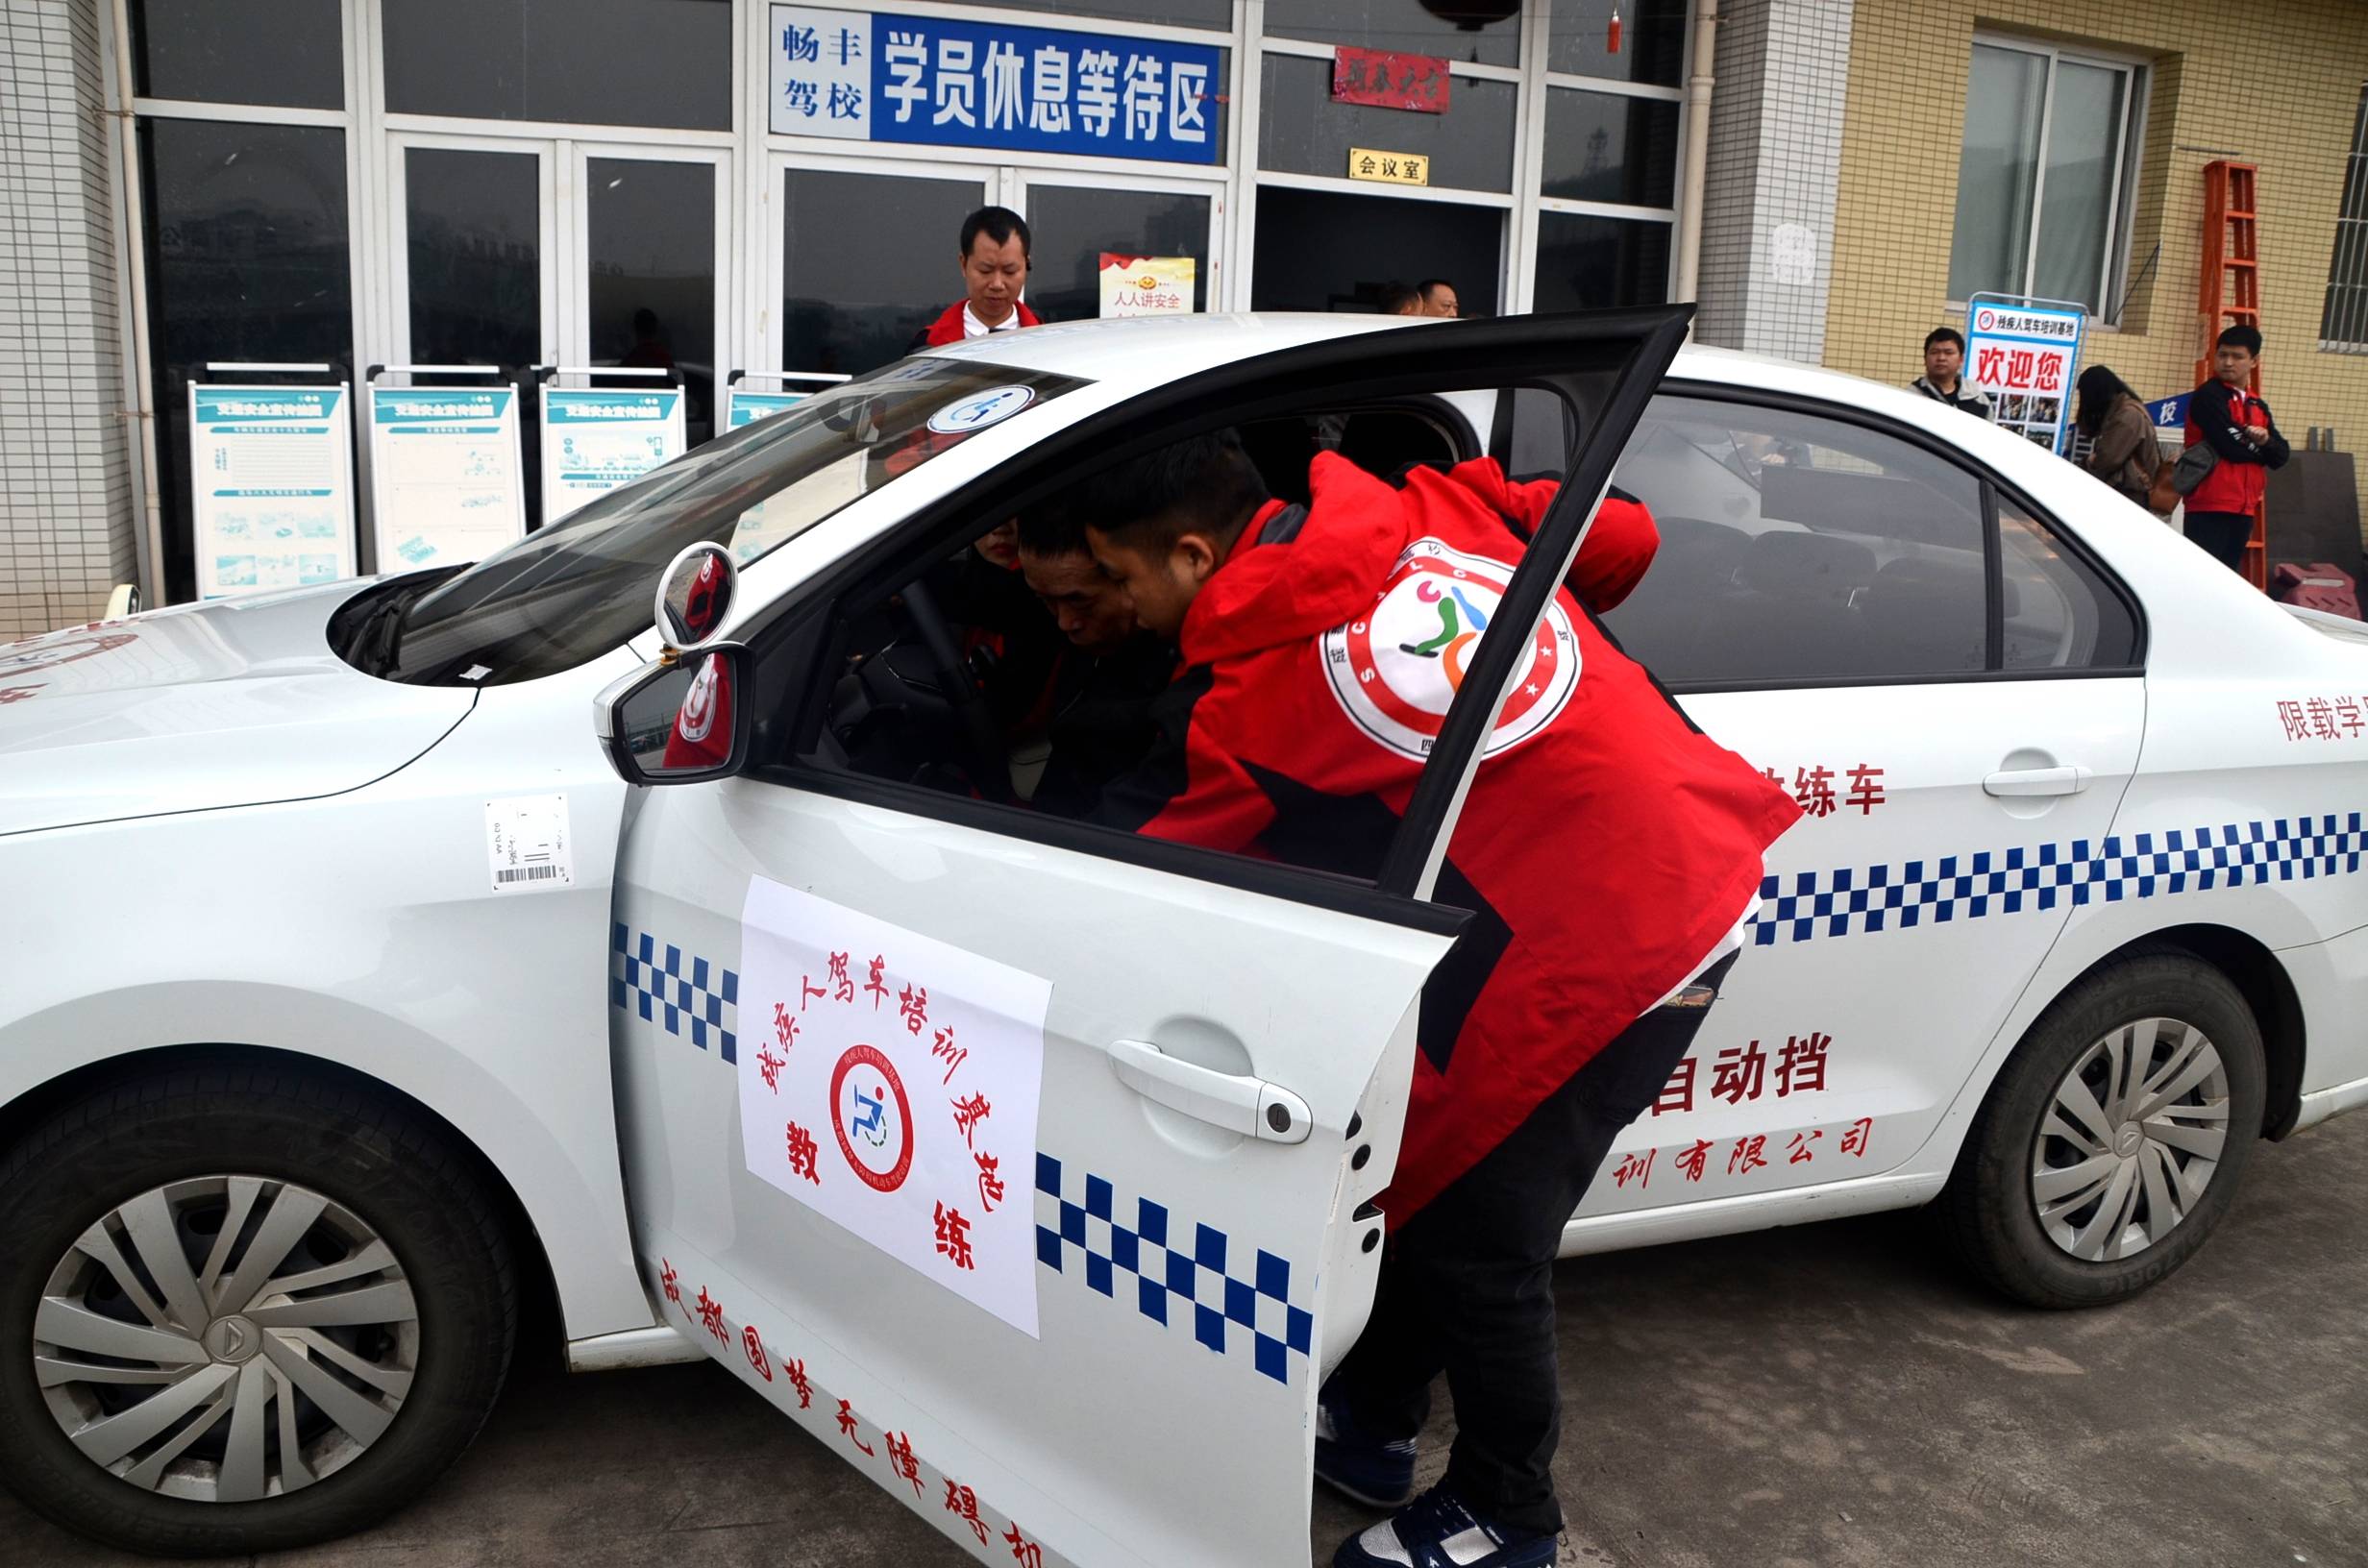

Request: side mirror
left=594, top=644, right=750, bottom=786
left=654, top=540, right=737, bottom=655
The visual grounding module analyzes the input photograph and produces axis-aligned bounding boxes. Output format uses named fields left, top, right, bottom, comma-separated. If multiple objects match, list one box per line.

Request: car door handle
left=1984, top=765, right=2093, bottom=798
left=1107, top=1040, right=1312, bottom=1145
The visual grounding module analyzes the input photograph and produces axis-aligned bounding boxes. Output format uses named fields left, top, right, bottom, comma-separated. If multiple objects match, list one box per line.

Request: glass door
left=1008, top=169, right=1221, bottom=322
left=390, top=135, right=557, bottom=379
left=769, top=153, right=997, bottom=380
left=569, top=145, right=729, bottom=446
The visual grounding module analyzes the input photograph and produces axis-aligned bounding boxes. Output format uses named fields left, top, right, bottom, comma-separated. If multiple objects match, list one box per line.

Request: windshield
left=355, top=358, right=1084, bottom=685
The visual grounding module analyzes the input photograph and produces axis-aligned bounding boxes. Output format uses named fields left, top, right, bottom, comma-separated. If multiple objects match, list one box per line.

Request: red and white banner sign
left=738, top=878, right=1052, bottom=1336
left=1332, top=45, right=1449, bottom=113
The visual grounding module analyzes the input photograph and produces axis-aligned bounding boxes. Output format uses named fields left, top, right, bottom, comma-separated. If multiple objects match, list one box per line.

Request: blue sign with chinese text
left=771, top=4, right=1221, bottom=165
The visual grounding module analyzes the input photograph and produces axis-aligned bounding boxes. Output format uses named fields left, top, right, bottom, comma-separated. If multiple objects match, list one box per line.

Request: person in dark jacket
left=1911, top=326, right=1994, bottom=418
left=1012, top=507, right=1177, bottom=818
left=2076, top=365, right=2161, bottom=510
left=2182, top=325, right=2291, bottom=571
left=1079, top=432, right=1798, bottom=1568
left=909, top=207, right=1044, bottom=352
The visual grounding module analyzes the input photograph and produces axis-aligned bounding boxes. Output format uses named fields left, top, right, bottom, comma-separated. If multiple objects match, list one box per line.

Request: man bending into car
left=1079, top=431, right=1799, bottom=1568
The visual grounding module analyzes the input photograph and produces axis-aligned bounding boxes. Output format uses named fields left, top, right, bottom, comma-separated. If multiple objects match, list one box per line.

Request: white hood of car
left=0, top=586, right=474, bottom=837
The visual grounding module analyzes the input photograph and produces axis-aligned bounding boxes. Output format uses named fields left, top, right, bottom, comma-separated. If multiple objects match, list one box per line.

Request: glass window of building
left=1946, top=40, right=2143, bottom=317
left=1546, top=0, right=1686, bottom=86
left=133, top=0, right=344, bottom=110
left=781, top=169, right=995, bottom=377
left=1264, top=0, right=1523, bottom=68
left=1251, top=187, right=1501, bottom=315
left=1533, top=212, right=1669, bottom=311
left=138, top=119, right=353, bottom=600
left=1024, top=186, right=1213, bottom=322
left=1541, top=88, right=1680, bottom=207
left=404, top=149, right=541, bottom=371
left=383, top=0, right=731, bottom=131
left=1259, top=55, right=1517, bottom=193
left=2321, top=86, right=2368, bottom=352
left=937, top=0, right=1232, bottom=29
left=588, top=159, right=719, bottom=445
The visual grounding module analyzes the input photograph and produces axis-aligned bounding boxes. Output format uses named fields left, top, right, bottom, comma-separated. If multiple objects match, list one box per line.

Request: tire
left=1939, top=950, right=2265, bottom=1310
left=0, top=1061, right=517, bottom=1557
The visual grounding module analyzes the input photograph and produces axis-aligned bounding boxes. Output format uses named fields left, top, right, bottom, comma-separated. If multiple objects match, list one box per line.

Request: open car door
left=604, top=307, right=1692, bottom=1567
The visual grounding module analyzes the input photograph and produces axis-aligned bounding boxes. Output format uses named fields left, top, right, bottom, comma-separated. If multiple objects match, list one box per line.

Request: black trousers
left=1326, top=952, right=1738, bottom=1535
left=2183, top=510, right=2254, bottom=572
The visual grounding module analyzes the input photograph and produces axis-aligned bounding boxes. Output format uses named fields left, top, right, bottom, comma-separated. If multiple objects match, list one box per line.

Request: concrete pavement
left=13, top=1112, right=2365, bottom=1567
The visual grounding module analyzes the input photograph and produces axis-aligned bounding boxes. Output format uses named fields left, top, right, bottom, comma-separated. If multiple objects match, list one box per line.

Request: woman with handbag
left=2075, top=366, right=2161, bottom=511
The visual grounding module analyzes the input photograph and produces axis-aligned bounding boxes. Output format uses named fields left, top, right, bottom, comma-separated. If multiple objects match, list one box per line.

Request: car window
left=1997, top=494, right=2138, bottom=670
left=345, top=359, right=1085, bottom=686
left=1602, top=394, right=1987, bottom=687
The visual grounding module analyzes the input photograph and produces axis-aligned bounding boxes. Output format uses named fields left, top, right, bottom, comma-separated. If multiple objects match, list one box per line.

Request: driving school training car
left=3, top=309, right=2365, bottom=1565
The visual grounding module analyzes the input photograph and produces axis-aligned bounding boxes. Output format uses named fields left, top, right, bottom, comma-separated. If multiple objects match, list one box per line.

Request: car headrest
left=1736, top=530, right=1877, bottom=600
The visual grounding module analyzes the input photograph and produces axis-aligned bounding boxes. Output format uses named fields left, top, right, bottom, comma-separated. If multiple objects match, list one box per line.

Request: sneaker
left=1314, top=1401, right=1418, bottom=1509
left=1332, top=1485, right=1557, bottom=1568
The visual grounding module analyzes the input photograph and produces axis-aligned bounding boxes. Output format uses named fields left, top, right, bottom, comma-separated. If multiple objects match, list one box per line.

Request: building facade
left=0, top=0, right=2362, bottom=634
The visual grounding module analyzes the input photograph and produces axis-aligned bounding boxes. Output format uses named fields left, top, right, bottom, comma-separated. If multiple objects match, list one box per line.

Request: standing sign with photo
left=1965, top=296, right=2085, bottom=455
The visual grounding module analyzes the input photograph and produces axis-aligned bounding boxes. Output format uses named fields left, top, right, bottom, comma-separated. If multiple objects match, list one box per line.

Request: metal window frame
left=2320, top=82, right=2368, bottom=354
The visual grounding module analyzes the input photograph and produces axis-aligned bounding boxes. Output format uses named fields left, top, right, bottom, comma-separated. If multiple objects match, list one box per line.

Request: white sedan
left=1, top=310, right=2362, bottom=1567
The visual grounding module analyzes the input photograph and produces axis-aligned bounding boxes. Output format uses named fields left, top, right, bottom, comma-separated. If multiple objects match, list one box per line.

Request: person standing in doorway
left=1417, top=279, right=1461, bottom=319
left=912, top=207, right=1043, bottom=350
left=2181, top=325, right=2291, bottom=573
left=1911, top=327, right=1994, bottom=418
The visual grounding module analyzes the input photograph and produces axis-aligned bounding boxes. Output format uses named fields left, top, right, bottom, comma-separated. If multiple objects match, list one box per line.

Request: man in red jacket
left=1082, top=433, right=1798, bottom=1568
left=2182, top=324, right=2291, bottom=571
left=911, top=206, right=1044, bottom=352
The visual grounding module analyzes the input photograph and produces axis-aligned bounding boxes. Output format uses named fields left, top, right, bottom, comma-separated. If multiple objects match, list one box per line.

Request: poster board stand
left=1965, top=292, right=2088, bottom=457
left=363, top=365, right=528, bottom=576
left=723, top=369, right=850, bottom=431
left=535, top=366, right=687, bottom=528
left=187, top=361, right=358, bottom=600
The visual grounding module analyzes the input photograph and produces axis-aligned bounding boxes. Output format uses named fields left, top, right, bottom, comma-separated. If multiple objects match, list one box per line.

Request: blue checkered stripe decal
left=1034, top=1153, right=1313, bottom=1384
left=1754, top=815, right=2368, bottom=946
left=610, top=924, right=739, bottom=1061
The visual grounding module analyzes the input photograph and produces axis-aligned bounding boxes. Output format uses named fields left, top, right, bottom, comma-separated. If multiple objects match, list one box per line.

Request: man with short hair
left=1011, top=507, right=1176, bottom=818
left=2181, top=324, right=2291, bottom=572
left=1417, top=279, right=1461, bottom=319
left=914, top=206, right=1043, bottom=350
left=1912, top=327, right=1993, bottom=418
left=1080, top=432, right=1797, bottom=1568
left=1379, top=282, right=1425, bottom=317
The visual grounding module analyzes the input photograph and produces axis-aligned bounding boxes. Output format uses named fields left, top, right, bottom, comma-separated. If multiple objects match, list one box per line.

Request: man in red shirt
left=2182, top=324, right=2291, bottom=572
left=911, top=207, right=1044, bottom=351
left=1082, top=432, right=1798, bottom=1568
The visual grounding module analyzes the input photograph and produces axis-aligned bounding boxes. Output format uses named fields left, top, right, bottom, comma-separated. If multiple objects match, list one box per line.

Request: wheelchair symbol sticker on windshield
left=926, top=385, right=1036, bottom=435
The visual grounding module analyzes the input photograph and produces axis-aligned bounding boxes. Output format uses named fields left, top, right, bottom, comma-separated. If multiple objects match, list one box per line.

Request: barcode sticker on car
left=484, top=794, right=574, bottom=894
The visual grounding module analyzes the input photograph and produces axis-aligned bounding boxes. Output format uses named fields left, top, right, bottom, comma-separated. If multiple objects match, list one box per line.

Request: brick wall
left=0, top=0, right=134, bottom=639
left=1828, top=0, right=2368, bottom=533
left=1693, top=0, right=1856, bottom=361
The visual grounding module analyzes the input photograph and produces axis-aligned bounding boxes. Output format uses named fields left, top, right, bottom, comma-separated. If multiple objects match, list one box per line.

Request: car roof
left=917, top=311, right=1918, bottom=418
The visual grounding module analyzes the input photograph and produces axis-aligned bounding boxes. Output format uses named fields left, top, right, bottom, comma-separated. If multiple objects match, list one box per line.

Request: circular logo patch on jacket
left=1320, top=539, right=1579, bottom=762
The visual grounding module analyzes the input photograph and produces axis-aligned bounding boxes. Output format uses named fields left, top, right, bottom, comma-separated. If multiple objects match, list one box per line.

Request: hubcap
left=2031, top=1017, right=2232, bottom=1262
left=32, top=1176, right=417, bottom=1502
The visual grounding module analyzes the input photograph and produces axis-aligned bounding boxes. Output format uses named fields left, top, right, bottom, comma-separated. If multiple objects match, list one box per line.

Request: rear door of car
left=607, top=309, right=1693, bottom=1567
left=1582, top=387, right=2145, bottom=1221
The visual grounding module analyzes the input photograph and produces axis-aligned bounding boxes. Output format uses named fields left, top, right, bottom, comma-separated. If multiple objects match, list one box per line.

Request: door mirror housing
left=654, top=541, right=737, bottom=655
left=594, top=644, right=750, bottom=786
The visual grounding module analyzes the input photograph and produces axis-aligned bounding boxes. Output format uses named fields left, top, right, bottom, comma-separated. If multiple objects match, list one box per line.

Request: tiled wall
left=1829, top=0, right=2368, bottom=533
left=1693, top=0, right=1856, bottom=362
left=0, top=0, right=133, bottom=639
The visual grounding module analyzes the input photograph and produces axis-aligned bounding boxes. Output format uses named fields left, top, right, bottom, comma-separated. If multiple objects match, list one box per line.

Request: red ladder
left=2195, top=160, right=2267, bottom=589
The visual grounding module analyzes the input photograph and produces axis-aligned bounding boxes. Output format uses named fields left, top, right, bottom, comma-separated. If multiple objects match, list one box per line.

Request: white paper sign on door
left=366, top=384, right=527, bottom=573
left=188, top=384, right=357, bottom=600
left=540, top=385, right=685, bottom=527
left=737, top=878, right=1051, bottom=1336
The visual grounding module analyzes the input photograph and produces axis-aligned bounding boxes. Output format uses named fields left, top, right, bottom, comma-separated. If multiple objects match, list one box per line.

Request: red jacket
left=922, top=299, right=1043, bottom=347
left=1102, top=455, right=1800, bottom=1216
left=2183, top=379, right=2291, bottom=515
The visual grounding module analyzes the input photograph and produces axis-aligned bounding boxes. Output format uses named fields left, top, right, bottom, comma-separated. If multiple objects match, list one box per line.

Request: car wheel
left=1940, top=950, right=2265, bottom=1309
left=0, top=1062, right=516, bottom=1556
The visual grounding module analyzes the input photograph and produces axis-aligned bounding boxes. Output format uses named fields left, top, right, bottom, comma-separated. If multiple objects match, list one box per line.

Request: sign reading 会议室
left=1347, top=148, right=1431, bottom=186
left=770, top=4, right=1221, bottom=165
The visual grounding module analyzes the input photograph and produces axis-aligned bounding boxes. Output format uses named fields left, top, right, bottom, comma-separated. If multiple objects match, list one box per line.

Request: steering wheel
left=896, top=577, right=1013, bottom=802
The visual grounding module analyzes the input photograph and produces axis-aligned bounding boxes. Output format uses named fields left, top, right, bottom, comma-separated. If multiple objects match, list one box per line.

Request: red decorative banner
left=1332, top=46, right=1450, bottom=114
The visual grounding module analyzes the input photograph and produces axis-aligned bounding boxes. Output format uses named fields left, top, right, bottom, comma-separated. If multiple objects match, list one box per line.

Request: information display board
left=366, top=383, right=527, bottom=574
left=539, top=384, right=687, bottom=527
left=187, top=383, right=356, bottom=600
left=1965, top=297, right=2086, bottom=455
left=725, top=387, right=813, bottom=429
